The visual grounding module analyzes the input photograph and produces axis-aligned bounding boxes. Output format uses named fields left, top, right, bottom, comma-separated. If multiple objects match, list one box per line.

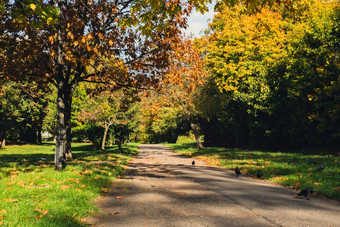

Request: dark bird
left=192, top=160, right=195, bottom=166
left=235, top=167, right=241, bottom=177
left=257, top=170, right=262, bottom=178
left=315, top=164, right=325, bottom=172
left=294, top=187, right=314, bottom=200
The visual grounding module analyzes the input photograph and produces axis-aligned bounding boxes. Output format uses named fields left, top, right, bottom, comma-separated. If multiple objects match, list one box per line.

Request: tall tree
left=0, top=0, right=208, bottom=169
left=161, top=37, right=207, bottom=148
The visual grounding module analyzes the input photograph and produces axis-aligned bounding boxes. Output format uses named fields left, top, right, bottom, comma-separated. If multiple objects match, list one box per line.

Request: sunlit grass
left=0, top=142, right=139, bottom=226
left=168, top=136, right=340, bottom=200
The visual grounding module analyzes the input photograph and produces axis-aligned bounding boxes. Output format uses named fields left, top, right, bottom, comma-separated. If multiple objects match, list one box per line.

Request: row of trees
left=1, top=0, right=338, bottom=171
left=137, top=0, right=339, bottom=153
left=1, top=0, right=212, bottom=169
left=196, top=0, right=339, bottom=151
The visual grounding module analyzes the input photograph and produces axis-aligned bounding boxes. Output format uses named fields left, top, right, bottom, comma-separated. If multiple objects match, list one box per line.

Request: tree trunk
left=64, top=84, right=74, bottom=160
left=0, top=122, right=6, bottom=149
left=55, top=1, right=67, bottom=170
left=117, top=139, right=123, bottom=152
left=190, top=123, right=204, bottom=149
left=101, top=123, right=109, bottom=151
left=37, top=124, right=42, bottom=145
left=109, top=131, right=113, bottom=146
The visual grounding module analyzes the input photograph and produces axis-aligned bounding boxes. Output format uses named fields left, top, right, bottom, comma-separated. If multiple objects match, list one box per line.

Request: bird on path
left=235, top=167, right=241, bottom=177
left=294, top=187, right=314, bottom=200
left=192, top=160, right=195, bottom=166
left=315, top=164, right=325, bottom=172
left=257, top=170, right=262, bottom=178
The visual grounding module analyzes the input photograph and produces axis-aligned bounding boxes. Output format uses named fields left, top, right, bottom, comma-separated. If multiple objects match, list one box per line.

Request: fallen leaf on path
left=109, top=212, right=119, bottom=215
left=102, top=188, right=109, bottom=193
left=151, top=185, right=155, bottom=187
left=177, top=192, right=185, bottom=197
left=116, top=196, right=124, bottom=199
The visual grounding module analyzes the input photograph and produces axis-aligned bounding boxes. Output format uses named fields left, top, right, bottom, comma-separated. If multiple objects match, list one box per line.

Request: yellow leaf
left=30, top=4, right=36, bottom=11
left=115, top=196, right=124, bottom=199
left=110, top=211, right=119, bottom=215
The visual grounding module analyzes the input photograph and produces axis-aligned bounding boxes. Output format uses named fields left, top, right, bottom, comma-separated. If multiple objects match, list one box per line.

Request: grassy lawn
left=0, top=142, right=139, bottom=227
left=167, top=136, right=340, bottom=201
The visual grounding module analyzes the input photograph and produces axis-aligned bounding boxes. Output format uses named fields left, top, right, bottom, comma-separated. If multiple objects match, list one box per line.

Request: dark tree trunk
left=64, top=84, right=73, bottom=160
left=117, top=139, right=123, bottom=152
left=55, top=79, right=68, bottom=170
left=55, top=0, right=67, bottom=170
left=0, top=123, right=6, bottom=149
left=37, top=125, right=42, bottom=144
left=191, top=123, right=204, bottom=149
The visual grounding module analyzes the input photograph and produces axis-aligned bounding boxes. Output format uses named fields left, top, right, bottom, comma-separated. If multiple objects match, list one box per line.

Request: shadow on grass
left=0, top=143, right=139, bottom=227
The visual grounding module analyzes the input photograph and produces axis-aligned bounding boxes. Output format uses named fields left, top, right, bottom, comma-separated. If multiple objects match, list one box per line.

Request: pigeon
left=315, top=164, right=325, bottom=172
left=257, top=170, right=262, bottom=178
left=192, top=160, right=195, bottom=166
left=294, top=187, right=314, bottom=200
left=235, top=167, right=241, bottom=177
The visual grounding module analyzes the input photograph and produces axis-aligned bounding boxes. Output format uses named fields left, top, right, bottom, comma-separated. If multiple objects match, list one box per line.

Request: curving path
left=85, top=144, right=340, bottom=227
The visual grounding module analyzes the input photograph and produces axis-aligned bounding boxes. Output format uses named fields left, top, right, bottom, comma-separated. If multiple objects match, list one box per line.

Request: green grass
left=167, top=136, right=340, bottom=201
left=0, top=142, right=139, bottom=226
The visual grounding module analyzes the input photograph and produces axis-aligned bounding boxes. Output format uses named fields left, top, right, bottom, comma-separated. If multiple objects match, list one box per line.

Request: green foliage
left=0, top=142, right=138, bottom=226
left=168, top=137, right=340, bottom=200
left=0, top=81, right=49, bottom=144
left=196, top=0, right=339, bottom=151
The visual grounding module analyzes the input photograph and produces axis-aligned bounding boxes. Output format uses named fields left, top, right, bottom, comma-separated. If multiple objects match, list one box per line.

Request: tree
left=161, top=37, right=207, bottom=148
left=77, top=88, right=135, bottom=151
left=197, top=0, right=340, bottom=151
left=0, top=0, right=209, bottom=169
left=0, top=81, right=49, bottom=147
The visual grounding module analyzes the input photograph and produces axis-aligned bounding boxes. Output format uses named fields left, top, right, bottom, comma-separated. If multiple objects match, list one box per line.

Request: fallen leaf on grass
left=314, top=182, right=320, bottom=187
left=109, top=212, right=119, bottom=215
left=116, top=196, right=124, bottom=199
left=0, top=220, right=3, bottom=226
left=4, top=198, right=18, bottom=203
left=30, top=195, right=39, bottom=199
left=34, top=209, right=48, bottom=217
left=61, top=185, right=71, bottom=191
left=292, top=182, right=300, bottom=189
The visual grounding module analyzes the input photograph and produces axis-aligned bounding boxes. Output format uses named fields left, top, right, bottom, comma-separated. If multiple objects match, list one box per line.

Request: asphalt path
left=86, top=144, right=340, bottom=227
